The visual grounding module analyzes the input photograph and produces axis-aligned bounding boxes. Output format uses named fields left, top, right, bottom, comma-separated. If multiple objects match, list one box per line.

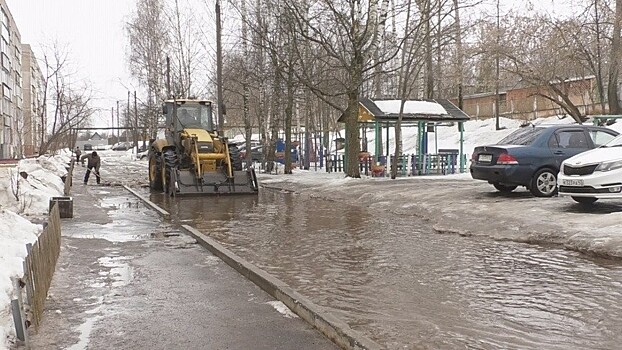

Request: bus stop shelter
left=339, top=98, right=470, bottom=175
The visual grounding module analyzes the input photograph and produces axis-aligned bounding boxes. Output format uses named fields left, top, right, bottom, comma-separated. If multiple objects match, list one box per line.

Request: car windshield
left=603, top=134, right=622, bottom=147
left=497, top=127, right=545, bottom=145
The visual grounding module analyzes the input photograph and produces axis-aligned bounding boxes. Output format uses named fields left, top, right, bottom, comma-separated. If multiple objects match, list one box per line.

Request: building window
left=1, top=52, right=9, bottom=72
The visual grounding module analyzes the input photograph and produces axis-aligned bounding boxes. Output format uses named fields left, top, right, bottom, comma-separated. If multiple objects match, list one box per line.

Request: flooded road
left=150, top=189, right=622, bottom=349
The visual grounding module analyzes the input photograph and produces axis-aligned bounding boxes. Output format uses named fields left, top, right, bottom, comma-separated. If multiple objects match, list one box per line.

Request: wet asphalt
left=25, top=174, right=336, bottom=349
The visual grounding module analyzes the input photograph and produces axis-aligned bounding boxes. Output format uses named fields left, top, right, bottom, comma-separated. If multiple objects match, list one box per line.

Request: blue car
left=470, top=124, right=618, bottom=197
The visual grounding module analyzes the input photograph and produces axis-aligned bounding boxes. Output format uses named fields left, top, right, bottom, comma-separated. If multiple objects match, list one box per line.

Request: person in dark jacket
left=80, top=151, right=101, bottom=184
left=74, top=146, right=82, bottom=163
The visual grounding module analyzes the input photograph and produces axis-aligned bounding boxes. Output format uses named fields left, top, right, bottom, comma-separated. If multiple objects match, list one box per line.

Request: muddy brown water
left=148, top=189, right=622, bottom=350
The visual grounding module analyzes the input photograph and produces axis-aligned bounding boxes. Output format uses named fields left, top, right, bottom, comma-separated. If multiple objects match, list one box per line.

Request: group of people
left=74, top=146, right=101, bottom=185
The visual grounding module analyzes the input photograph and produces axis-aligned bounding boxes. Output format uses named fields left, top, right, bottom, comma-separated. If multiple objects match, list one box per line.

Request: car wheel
left=571, top=196, right=598, bottom=205
left=530, top=168, right=558, bottom=197
left=493, top=183, right=518, bottom=193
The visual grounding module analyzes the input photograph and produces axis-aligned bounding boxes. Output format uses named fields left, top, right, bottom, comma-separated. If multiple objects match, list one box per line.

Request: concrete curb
left=124, top=186, right=382, bottom=350
left=122, top=185, right=170, bottom=219
left=181, top=225, right=382, bottom=350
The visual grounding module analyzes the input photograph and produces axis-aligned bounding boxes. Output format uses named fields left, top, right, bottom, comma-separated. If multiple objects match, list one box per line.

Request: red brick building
left=458, top=76, right=607, bottom=120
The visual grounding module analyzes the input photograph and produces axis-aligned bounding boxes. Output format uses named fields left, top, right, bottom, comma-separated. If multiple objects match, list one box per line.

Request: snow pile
left=0, top=155, right=67, bottom=216
left=0, top=210, right=42, bottom=349
left=0, top=152, right=68, bottom=349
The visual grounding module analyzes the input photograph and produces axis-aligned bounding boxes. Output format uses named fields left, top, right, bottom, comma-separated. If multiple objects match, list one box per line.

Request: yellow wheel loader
left=148, top=99, right=258, bottom=195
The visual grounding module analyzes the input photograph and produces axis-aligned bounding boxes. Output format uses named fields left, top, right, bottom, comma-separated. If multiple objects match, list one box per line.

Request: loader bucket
left=173, top=168, right=259, bottom=195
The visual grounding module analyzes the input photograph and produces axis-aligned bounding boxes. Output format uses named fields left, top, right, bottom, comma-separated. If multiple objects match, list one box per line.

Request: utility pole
left=116, top=100, right=120, bottom=139
left=166, top=56, right=171, bottom=99
left=111, top=107, right=115, bottom=139
left=127, top=91, right=131, bottom=143
left=216, top=0, right=225, bottom=133
left=134, top=91, right=139, bottom=149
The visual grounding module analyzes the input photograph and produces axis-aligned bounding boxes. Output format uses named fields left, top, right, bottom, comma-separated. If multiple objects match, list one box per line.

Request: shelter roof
left=338, top=98, right=470, bottom=123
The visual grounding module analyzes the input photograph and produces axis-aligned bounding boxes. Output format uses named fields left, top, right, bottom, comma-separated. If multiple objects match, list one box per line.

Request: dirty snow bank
left=0, top=211, right=42, bottom=349
left=0, top=154, right=68, bottom=216
left=0, top=152, right=69, bottom=349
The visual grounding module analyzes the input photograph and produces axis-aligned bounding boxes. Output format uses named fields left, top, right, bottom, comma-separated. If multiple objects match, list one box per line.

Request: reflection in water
left=150, top=189, right=622, bottom=350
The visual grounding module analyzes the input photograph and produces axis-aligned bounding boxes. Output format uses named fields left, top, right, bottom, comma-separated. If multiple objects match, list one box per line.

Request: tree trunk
left=392, top=0, right=412, bottom=180
left=454, top=0, right=464, bottom=109
left=595, top=0, right=607, bottom=113
left=345, top=90, right=361, bottom=178
left=608, top=0, right=622, bottom=115
left=284, top=63, right=294, bottom=174
left=495, top=0, right=501, bottom=130
left=372, top=0, right=390, bottom=98
left=241, top=0, right=252, bottom=167
left=424, top=0, right=434, bottom=98
left=216, top=0, right=225, bottom=131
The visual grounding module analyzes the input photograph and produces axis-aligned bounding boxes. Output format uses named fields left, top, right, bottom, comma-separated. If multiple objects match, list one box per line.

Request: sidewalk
left=27, top=177, right=336, bottom=349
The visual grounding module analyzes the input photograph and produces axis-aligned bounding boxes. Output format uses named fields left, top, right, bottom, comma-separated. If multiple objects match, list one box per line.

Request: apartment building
left=0, top=0, right=21, bottom=159
left=21, top=44, right=44, bottom=156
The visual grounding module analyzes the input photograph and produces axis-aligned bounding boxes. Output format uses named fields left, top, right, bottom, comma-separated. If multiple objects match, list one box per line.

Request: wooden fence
left=21, top=204, right=62, bottom=330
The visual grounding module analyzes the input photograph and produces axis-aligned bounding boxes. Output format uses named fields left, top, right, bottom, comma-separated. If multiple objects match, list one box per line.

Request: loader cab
left=163, top=100, right=214, bottom=133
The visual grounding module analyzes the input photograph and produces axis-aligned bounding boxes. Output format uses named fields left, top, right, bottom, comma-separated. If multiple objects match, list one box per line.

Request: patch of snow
left=266, top=301, right=298, bottom=318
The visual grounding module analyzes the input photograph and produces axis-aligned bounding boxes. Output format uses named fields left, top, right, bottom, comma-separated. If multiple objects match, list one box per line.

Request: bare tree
left=38, top=43, right=94, bottom=154
left=279, top=0, right=397, bottom=178
left=126, top=0, right=168, bottom=138
left=502, top=15, right=590, bottom=123
left=240, top=0, right=253, bottom=168
left=165, top=0, right=205, bottom=98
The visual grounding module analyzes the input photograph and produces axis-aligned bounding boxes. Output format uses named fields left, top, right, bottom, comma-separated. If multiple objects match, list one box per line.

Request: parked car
left=470, top=124, right=618, bottom=197
left=112, top=142, right=130, bottom=151
left=558, top=134, right=622, bottom=204
left=83, top=144, right=93, bottom=151
left=239, top=145, right=264, bottom=162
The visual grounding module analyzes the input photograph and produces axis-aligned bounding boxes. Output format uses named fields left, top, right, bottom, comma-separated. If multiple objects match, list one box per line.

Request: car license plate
left=478, top=154, right=492, bottom=163
left=562, top=179, right=584, bottom=187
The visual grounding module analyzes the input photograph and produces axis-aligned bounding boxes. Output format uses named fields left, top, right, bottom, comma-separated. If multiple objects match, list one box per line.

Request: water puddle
left=152, top=189, right=622, bottom=349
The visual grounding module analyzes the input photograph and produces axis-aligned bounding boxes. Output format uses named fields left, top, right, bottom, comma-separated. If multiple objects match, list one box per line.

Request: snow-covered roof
left=338, top=98, right=470, bottom=123
left=373, top=100, right=448, bottom=115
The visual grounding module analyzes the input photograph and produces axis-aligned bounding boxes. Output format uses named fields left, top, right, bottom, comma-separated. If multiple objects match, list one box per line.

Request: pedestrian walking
left=75, top=146, right=82, bottom=163
left=81, top=151, right=101, bottom=185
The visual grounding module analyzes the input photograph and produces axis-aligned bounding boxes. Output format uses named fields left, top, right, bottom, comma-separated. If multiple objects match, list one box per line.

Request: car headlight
left=595, top=160, right=622, bottom=172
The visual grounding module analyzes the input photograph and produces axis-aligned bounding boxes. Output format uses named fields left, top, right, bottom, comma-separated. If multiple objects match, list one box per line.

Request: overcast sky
left=5, top=0, right=569, bottom=128
left=6, top=0, right=136, bottom=127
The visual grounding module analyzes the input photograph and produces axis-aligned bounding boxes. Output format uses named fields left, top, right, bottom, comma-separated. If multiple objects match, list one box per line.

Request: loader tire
left=149, top=153, right=163, bottom=191
left=228, top=144, right=243, bottom=171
